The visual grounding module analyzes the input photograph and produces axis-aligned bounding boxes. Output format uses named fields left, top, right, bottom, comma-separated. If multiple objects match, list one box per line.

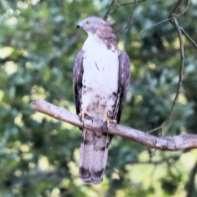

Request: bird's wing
left=73, top=50, right=84, bottom=114
left=115, top=51, right=131, bottom=122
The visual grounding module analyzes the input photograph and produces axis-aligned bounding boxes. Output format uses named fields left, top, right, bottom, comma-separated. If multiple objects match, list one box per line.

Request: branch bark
left=32, top=100, right=197, bottom=151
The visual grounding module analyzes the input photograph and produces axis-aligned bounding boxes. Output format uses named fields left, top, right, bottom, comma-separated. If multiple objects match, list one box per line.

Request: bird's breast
left=82, top=42, right=119, bottom=95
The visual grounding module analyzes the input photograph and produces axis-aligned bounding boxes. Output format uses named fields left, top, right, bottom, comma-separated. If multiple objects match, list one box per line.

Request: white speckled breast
left=81, top=34, right=119, bottom=119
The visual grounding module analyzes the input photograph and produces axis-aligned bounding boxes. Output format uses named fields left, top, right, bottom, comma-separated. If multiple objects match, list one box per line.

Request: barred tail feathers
left=79, top=129, right=109, bottom=184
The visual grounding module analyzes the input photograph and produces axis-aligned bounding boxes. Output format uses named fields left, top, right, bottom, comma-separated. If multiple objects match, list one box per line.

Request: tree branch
left=147, top=1, right=190, bottom=134
left=167, top=17, right=185, bottom=121
left=116, top=0, right=147, bottom=7
left=186, top=160, right=197, bottom=197
left=181, top=27, right=197, bottom=49
left=127, top=155, right=180, bottom=166
left=104, top=0, right=116, bottom=20
left=32, top=100, right=197, bottom=151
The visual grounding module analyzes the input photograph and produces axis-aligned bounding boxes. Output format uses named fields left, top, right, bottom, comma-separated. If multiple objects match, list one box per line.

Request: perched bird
left=73, top=16, right=130, bottom=184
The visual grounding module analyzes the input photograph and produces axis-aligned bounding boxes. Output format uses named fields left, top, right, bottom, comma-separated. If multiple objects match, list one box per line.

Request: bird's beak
left=76, top=21, right=83, bottom=29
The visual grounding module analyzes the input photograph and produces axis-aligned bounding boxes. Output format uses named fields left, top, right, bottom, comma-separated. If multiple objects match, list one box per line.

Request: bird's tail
left=79, top=129, right=109, bottom=184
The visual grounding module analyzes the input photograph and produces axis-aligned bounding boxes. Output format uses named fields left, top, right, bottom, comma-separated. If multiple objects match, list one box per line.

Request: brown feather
left=73, top=18, right=131, bottom=184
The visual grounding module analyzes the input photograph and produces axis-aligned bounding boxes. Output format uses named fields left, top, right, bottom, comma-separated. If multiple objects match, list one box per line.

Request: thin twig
left=169, top=0, right=190, bottom=17
left=117, top=0, right=147, bottom=7
left=148, top=0, right=190, bottom=134
left=181, top=27, right=197, bottom=49
left=104, top=0, right=116, bottom=20
left=121, top=0, right=138, bottom=34
left=126, top=154, right=180, bottom=166
left=168, top=17, right=185, bottom=120
left=186, top=160, right=197, bottom=197
left=32, top=100, right=197, bottom=151
left=148, top=17, right=185, bottom=135
left=106, top=0, right=148, bottom=18
left=170, top=0, right=183, bottom=15
left=140, top=17, right=171, bottom=36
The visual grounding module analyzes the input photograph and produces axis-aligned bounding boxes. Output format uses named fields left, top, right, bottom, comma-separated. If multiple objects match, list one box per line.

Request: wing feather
left=115, top=51, right=131, bottom=122
left=73, top=50, right=84, bottom=114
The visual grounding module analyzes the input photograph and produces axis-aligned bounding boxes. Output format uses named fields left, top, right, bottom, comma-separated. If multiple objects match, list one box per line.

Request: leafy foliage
left=0, top=0, right=196, bottom=196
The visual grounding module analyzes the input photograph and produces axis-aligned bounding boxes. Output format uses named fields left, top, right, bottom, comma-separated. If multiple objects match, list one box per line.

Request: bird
left=73, top=16, right=130, bottom=184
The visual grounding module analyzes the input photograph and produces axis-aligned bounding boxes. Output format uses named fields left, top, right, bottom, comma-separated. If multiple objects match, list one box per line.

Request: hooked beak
left=76, top=21, right=83, bottom=29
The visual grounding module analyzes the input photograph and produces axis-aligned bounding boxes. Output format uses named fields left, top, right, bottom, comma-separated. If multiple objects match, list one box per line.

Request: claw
left=109, top=119, right=117, bottom=124
left=107, top=111, right=113, bottom=119
left=79, top=111, right=92, bottom=120
left=106, top=111, right=117, bottom=125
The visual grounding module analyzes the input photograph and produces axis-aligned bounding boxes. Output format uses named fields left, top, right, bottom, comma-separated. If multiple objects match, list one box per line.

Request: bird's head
left=76, top=16, right=111, bottom=35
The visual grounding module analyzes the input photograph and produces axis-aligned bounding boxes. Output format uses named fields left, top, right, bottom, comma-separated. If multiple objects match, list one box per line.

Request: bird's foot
left=106, top=111, right=117, bottom=125
left=79, top=111, right=94, bottom=131
left=79, top=111, right=92, bottom=120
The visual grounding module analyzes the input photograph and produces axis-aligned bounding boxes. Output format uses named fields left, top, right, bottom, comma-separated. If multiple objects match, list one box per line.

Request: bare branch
left=32, top=100, right=82, bottom=127
left=170, top=0, right=183, bottom=16
left=140, top=17, right=171, bottom=36
left=104, top=0, right=116, bottom=20
left=169, top=0, right=190, bottom=17
left=186, top=160, right=197, bottom=197
left=167, top=17, right=185, bottom=119
left=181, top=27, right=197, bottom=49
left=123, top=0, right=141, bottom=34
left=117, top=0, right=147, bottom=7
left=32, top=100, right=197, bottom=151
left=149, top=17, right=185, bottom=135
left=128, top=155, right=180, bottom=165
left=104, top=0, right=148, bottom=20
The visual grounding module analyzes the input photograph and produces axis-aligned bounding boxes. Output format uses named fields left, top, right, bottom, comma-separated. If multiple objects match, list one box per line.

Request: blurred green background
left=0, top=0, right=197, bottom=196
